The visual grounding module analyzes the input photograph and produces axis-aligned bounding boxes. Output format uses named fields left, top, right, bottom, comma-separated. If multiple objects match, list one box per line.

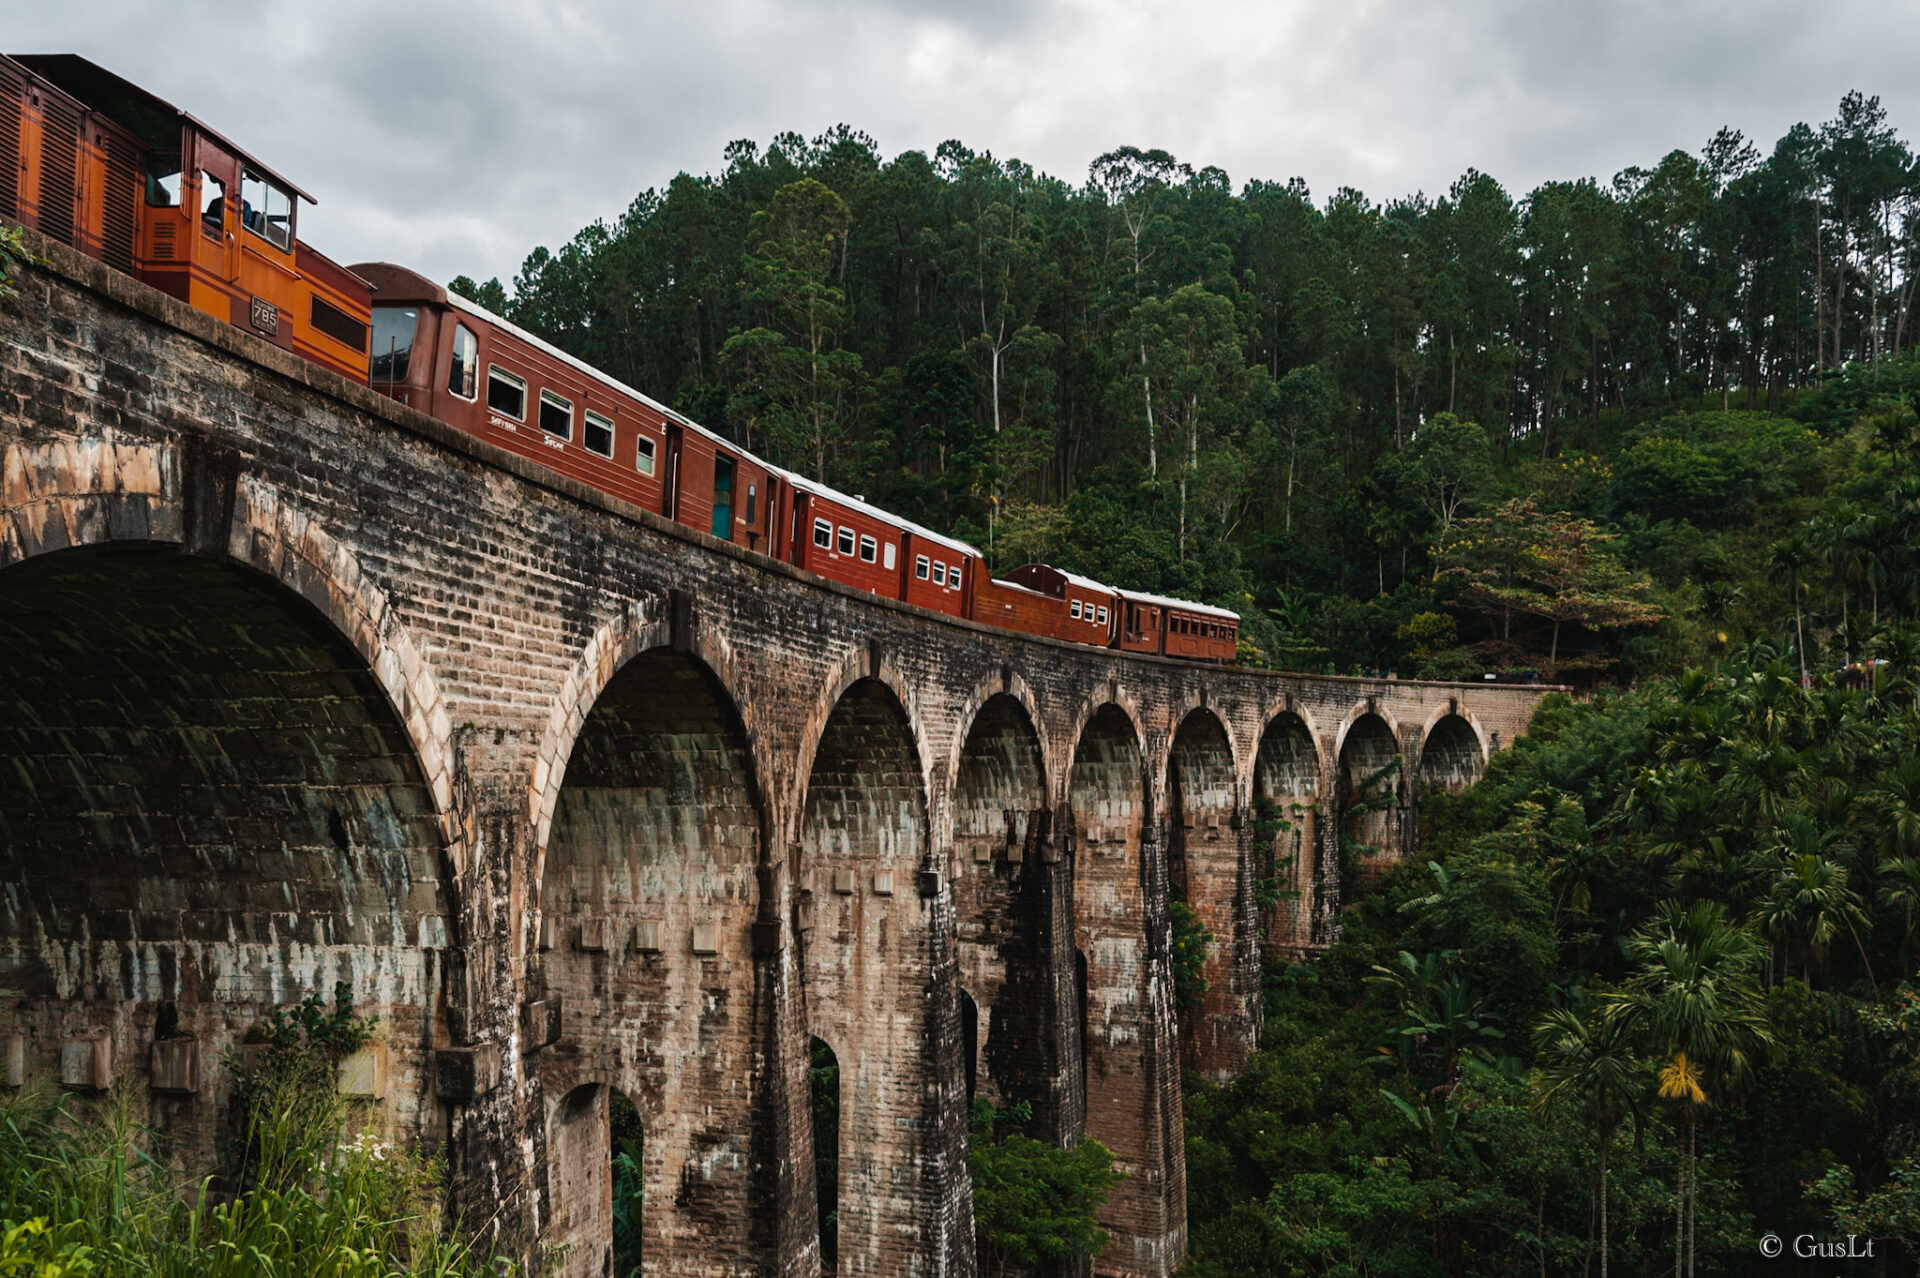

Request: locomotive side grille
left=99, top=133, right=138, bottom=273
left=310, top=296, right=368, bottom=353
left=35, top=93, right=81, bottom=247
left=150, top=220, right=174, bottom=259
left=0, top=61, right=23, bottom=219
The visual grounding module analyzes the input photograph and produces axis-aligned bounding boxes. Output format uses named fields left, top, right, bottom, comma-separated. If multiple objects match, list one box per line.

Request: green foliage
left=0, top=225, right=42, bottom=310
left=967, top=1101, right=1121, bottom=1278
left=0, top=1078, right=511, bottom=1277
left=1171, top=898, right=1215, bottom=1010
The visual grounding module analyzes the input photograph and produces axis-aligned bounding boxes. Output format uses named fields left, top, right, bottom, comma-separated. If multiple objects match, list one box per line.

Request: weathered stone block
left=520, top=997, right=563, bottom=1052
left=578, top=916, right=610, bottom=952
left=338, top=1044, right=387, bottom=1099
left=0, top=1033, right=23, bottom=1088
left=59, top=1037, right=111, bottom=1091
left=434, top=1044, right=501, bottom=1102
left=691, top=921, right=719, bottom=955
left=151, top=1038, right=198, bottom=1095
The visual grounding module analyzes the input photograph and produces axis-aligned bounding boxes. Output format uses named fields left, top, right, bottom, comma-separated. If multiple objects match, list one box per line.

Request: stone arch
left=1337, top=711, right=1406, bottom=892
left=2, top=448, right=455, bottom=842
left=1253, top=712, right=1322, bottom=959
left=951, top=692, right=1062, bottom=1129
left=545, top=1081, right=645, bottom=1278
left=790, top=648, right=935, bottom=851
left=1165, top=708, right=1244, bottom=1080
left=528, top=603, right=761, bottom=906
left=539, top=644, right=762, bottom=1276
left=1057, top=684, right=1149, bottom=813
left=800, top=678, right=966, bottom=1276
left=1067, top=702, right=1184, bottom=1274
left=1417, top=712, right=1488, bottom=795
left=0, top=540, right=453, bottom=1175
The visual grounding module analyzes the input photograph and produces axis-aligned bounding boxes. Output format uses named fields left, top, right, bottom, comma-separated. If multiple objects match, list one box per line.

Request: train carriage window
left=883, top=543, right=896, bottom=570
left=487, top=367, right=526, bottom=420
left=370, top=308, right=418, bottom=384
left=1098, top=606, right=1109, bottom=626
left=239, top=169, right=293, bottom=250
left=448, top=324, right=479, bottom=399
left=584, top=411, right=615, bottom=458
left=636, top=435, right=657, bottom=476
left=746, top=484, right=758, bottom=526
left=837, top=527, right=855, bottom=556
left=858, top=535, right=877, bottom=563
left=1071, top=601, right=1083, bottom=620
left=813, top=518, right=833, bottom=549
left=932, top=562, right=947, bottom=586
left=539, top=390, right=573, bottom=440
left=916, top=555, right=930, bottom=580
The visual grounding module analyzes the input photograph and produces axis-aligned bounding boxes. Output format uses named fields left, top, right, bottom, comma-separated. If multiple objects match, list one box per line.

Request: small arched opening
left=809, top=1036, right=841, bottom=1272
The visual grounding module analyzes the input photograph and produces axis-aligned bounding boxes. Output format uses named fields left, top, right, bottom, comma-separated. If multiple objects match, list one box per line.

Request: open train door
left=663, top=424, right=684, bottom=521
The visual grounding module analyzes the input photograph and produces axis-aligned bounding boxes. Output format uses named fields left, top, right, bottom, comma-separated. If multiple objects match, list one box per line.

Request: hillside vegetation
left=466, top=94, right=1920, bottom=1275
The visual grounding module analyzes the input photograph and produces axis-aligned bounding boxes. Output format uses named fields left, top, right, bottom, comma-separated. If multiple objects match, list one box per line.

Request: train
left=1, top=52, right=1240, bottom=663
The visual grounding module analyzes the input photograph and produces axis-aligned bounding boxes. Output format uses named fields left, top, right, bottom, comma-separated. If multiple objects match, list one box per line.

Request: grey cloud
left=13, top=0, right=1920, bottom=290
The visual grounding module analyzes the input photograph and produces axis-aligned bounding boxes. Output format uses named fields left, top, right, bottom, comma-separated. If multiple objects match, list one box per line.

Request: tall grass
left=0, top=1063, right=524, bottom=1277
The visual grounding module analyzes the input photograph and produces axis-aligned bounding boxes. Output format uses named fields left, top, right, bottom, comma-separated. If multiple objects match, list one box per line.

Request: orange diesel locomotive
left=0, top=54, right=371, bottom=381
left=2, top=53, right=1238, bottom=664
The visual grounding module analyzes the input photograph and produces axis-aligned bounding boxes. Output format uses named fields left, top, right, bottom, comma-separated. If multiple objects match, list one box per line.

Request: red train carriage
left=780, top=475, right=979, bottom=617
left=998, top=565, right=1118, bottom=644
left=1119, top=589, right=1238, bottom=663
left=2, top=54, right=371, bottom=382
left=352, top=263, right=778, bottom=552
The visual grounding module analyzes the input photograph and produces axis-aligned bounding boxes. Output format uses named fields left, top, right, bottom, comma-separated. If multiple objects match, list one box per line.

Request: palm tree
left=1533, top=1004, right=1645, bottom=1278
left=1768, top=533, right=1815, bottom=686
left=1606, top=901, right=1777, bottom=1278
left=1751, top=851, right=1872, bottom=992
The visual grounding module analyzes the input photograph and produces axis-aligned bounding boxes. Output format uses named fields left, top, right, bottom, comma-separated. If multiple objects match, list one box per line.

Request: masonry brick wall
left=0, top=226, right=1559, bottom=1277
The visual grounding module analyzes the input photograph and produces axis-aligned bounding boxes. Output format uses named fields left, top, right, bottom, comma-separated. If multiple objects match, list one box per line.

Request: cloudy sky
left=16, top=1, right=1920, bottom=288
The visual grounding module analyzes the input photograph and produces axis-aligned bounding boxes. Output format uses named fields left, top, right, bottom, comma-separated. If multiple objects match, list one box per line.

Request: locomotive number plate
left=249, top=295, right=278, bottom=335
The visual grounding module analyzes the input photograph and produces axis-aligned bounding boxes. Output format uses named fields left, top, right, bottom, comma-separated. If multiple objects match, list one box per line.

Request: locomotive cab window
left=916, top=555, right=930, bottom=580
left=636, top=435, right=657, bottom=476
left=813, top=518, right=833, bottom=549
left=448, top=324, right=478, bottom=400
left=487, top=366, right=526, bottom=420
left=584, top=411, right=615, bottom=458
left=858, top=535, right=877, bottom=563
left=369, top=308, right=418, bottom=384
left=239, top=169, right=293, bottom=250
left=200, top=172, right=227, bottom=237
left=145, top=152, right=182, bottom=207
left=539, top=390, right=572, bottom=439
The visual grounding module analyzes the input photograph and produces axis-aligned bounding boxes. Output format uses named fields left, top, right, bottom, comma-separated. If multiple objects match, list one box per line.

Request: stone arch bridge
left=0, top=231, right=1553, bottom=1277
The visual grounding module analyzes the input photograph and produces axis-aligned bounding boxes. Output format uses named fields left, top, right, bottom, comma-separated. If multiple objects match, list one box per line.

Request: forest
left=453, top=93, right=1920, bottom=1275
